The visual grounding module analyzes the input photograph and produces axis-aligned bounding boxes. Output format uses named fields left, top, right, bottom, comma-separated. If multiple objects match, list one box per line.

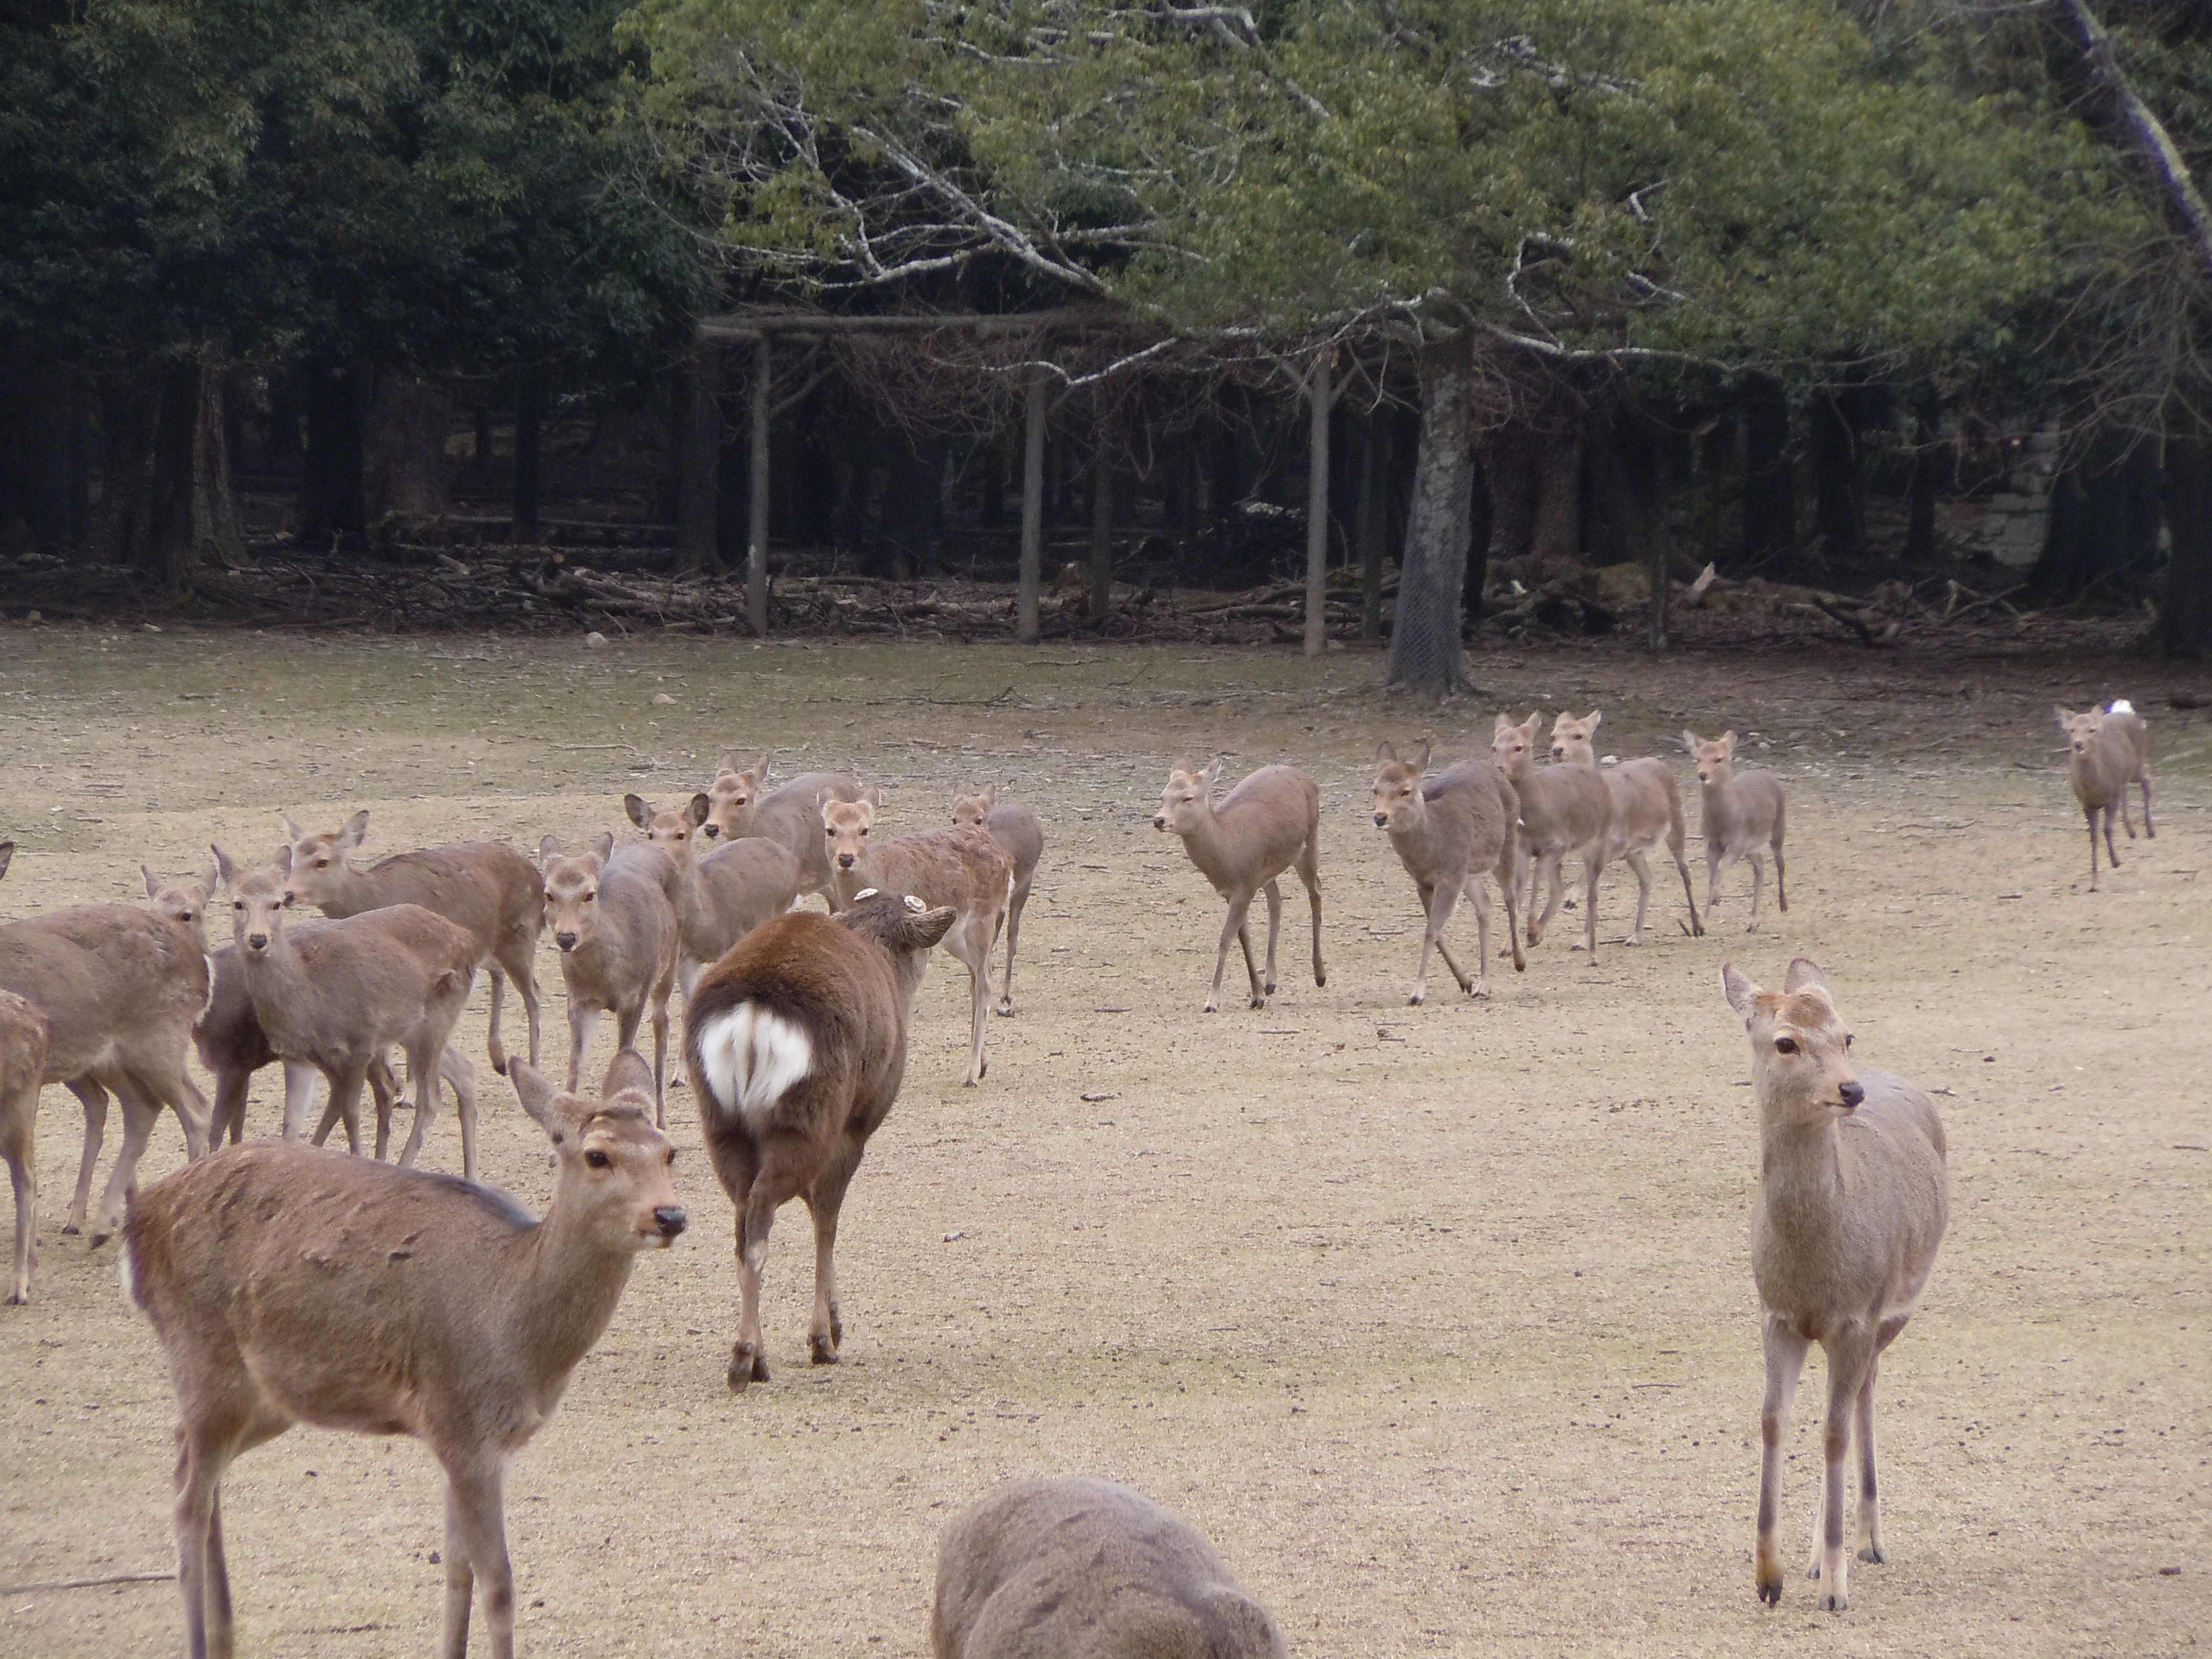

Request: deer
left=623, top=792, right=804, bottom=996
left=0, top=844, right=51, bottom=1304
left=1370, top=740, right=1522, bottom=1003
left=949, top=783, right=1044, bottom=1014
left=124, top=1051, right=685, bottom=1659
left=539, top=834, right=680, bottom=1122
left=1548, top=711, right=1703, bottom=944
left=1153, top=759, right=1325, bottom=1013
left=821, top=793, right=1011, bottom=1087
left=1722, top=959, right=1947, bottom=1613
left=215, top=846, right=479, bottom=1172
left=933, top=1477, right=1289, bottom=1659
left=2055, top=701, right=2155, bottom=890
left=1492, top=713, right=1611, bottom=963
left=698, top=754, right=862, bottom=908
left=1683, top=730, right=1789, bottom=930
left=279, top=809, right=545, bottom=1075
left=686, top=888, right=955, bottom=1391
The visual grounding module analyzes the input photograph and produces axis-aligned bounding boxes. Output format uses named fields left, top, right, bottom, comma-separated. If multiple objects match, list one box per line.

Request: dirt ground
left=0, top=624, right=2206, bottom=1657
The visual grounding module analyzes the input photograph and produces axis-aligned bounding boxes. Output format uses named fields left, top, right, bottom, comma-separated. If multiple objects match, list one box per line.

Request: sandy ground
left=1, top=624, right=2208, bottom=1657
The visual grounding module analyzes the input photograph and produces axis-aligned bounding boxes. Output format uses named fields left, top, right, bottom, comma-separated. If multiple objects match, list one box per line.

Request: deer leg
left=328, top=1066, right=368, bottom=1157
left=503, top=934, right=544, bottom=1072
left=649, top=989, right=671, bottom=1126
left=1298, top=840, right=1325, bottom=989
left=1408, top=882, right=1439, bottom=1005
left=1496, top=854, right=1525, bottom=973
left=997, top=876, right=1030, bottom=1014
left=1624, top=848, right=1653, bottom=944
left=566, top=1004, right=601, bottom=1093
left=1528, top=854, right=1566, bottom=946
left=1673, top=835, right=1705, bottom=937
left=440, top=1456, right=515, bottom=1659
left=175, top=1422, right=237, bottom=1659
left=396, top=1041, right=443, bottom=1169
left=4, top=1088, right=35, bottom=1303
left=805, top=1146, right=863, bottom=1364
left=1706, top=845, right=1727, bottom=918
left=1580, top=851, right=1603, bottom=963
left=210, top=1065, right=249, bottom=1145
left=2139, top=770, right=2156, bottom=838
left=88, top=1076, right=161, bottom=1244
left=2085, top=808, right=2101, bottom=890
left=1260, top=877, right=1283, bottom=997
left=1746, top=850, right=1767, bottom=932
left=2102, top=803, right=2123, bottom=870
left=483, top=961, right=510, bottom=1079
left=1450, top=876, right=1485, bottom=998
left=202, top=1485, right=235, bottom=1659
left=1854, top=1348, right=1886, bottom=1564
left=440, top=1478, right=477, bottom=1659
left=1756, top=1316, right=1810, bottom=1607
left=1809, top=1327, right=1875, bottom=1609
left=443, top=1048, right=479, bottom=1181
left=62, top=1076, right=108, bottom=1234
left=959, top=927, right=993, bottom=1087
left=730, top=1184, right=780, bottom=1391
left=1772, top=836, right=1788, bottom=912
left=1207, top=893, right=1256, bottom=1014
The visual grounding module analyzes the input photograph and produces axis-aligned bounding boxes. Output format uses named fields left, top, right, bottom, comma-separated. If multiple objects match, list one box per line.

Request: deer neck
left=1179, top=804, right=1234, bottom=878
left=507, top=1197, right=639, bottom=1389
left=1758, top=1110, right=1845, bottom=1217
left=312, top=861, right=380, bottom=919
left=239, top=923, right=314, bottom=1043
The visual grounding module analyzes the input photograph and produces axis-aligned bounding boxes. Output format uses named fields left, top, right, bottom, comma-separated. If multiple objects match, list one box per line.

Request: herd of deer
left=0, top=697, right=2159, bottom=1655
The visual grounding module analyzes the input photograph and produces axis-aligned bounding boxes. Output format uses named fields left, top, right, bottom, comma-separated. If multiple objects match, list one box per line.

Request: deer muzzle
left=555, top=930, right=578, bottom=951
left=652, top=1205, right=688, bottom=1241
left=1838, top=1079, right=1865, bottom=1111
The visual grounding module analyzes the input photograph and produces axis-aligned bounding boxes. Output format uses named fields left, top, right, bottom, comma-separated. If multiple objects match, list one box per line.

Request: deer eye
left=1774, top=1037, right=1798, bottom=1055
left=585, top=1148, right=611, bottom=1169
left=582, top=891, right=595, bottom=902
left=664, top=1147, right=676, bottom=1166
left=1843, top=1034, right=1854, bottom=1049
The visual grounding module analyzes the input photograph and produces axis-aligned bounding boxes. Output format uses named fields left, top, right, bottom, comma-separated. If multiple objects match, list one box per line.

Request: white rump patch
left=853, top=887, right=880, bottom=901
left=695, top=1003, right=813, bottom=1132
left=2108, top=698, right=2134, bottom=716
left=904, top=894, right=927, bottom=913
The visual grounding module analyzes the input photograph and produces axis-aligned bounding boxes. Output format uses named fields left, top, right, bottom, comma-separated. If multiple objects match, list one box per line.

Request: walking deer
left=933, top=1477, right=1288, bottom=1659
left=539, top=834, right=679, bottom=1121
left=1370, top=740, right=1522, bottom=1003
left=1492, top=713, right=1610, bottom=962
left=279, top=810, right=544, bottom=1074
left=1153, top=759, right=1325, bottom=1013
left=2056, top=701, right=2155, bottom=890
left=0, top=845, right=51, bottom=1304
left=698, top=754, right=862, bottom=907
left=1723, top=959, right=1947, bottom=1612
left=125, top=1052, right=685, bottom=1659
left=1548, top=711, right=1703, bottom=944
left=949, top=783, right=1044, bottom=1014
left=624, top=792, right=804, bottom=995
left=1684, top=731, right=1789, bottom=929
left=822, top=795, right=1011, bottom=1086
left=686, top=889, right=954, bottom=1390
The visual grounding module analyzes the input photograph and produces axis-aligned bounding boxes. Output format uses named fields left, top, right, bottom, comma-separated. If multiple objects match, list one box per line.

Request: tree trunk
left=675, top=346, right=721, bottom=573
left=364, top=373, right=452, bottom=521
left=1740, top=374, right=1795, bottom=567
left=1462, top=449, right=1494, bottom=631
left=1386, top=336, right=1476, bottom=697
left=2164, top=424, right=2212, bottom=657
left=1090, top=407, right=1116, bottom=622
left=1904, top=395, right=1940, bottom=564
left=296, top=360, right=365, bottom=548
left=748, top=337, right=771, bottom=633
left=1358, top=421, right=1387, bottom=641
left=143, top=354, right=201, bottom=601
left=191, top=351, right=246, bottom=568
left=1478, top=422, right=1540, bottom=568
left=1018, top=370, right=1046, bottom=643
left=1529, top=421, right=1583, bottom=570
left=1588, top=409, right=1679, bottom=649
left=511, top=366, right=543, bottom=543
left=2034, top=430, right=2162, bottom=600
left=1809, top=391, right=1863, bottom=564
left=104, top=385, right=155, bottom=565
left=1304, top=352, right=1333, bottom=655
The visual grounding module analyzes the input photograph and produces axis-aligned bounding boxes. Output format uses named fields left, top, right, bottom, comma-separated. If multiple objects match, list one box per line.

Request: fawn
left=1370, top=739, right=1522, bottom=1002
left=1684, top=729, right=1789, bottom=930
left=1153, top=759, right=1325, bottom=1012
left=2055, top=701, right=2155, bottom=889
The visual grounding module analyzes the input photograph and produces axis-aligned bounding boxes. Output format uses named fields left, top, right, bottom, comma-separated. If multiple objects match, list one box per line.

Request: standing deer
left=1492, top=713, right=1611, bottom=963
left=686, top=889, right=954, bottom=1390
left=623, top=792, right=803, bottom=996
left=125, top=1052, right=685, bottom=1659
left=279, top=810, right=544, bottom=1074
left=1723, top=959, right=1947, bottom=1612
left=1153, top=759, right=1325, bottom=1013
left=1548, top=711, right=1703, bottom=944
left=949, top=783, right=1044, bottom=1014
left=539, top=834, right=680, bottom=1121
left=1683, top=730, right=1789, bottom=930
left=1370, top=740, right=1522, bottom=1003
left=2055, top=701, right=2155, bottom=889
left=698, top=754, right=862, bottom=908
left=0, top=843, right=52, bottom=1303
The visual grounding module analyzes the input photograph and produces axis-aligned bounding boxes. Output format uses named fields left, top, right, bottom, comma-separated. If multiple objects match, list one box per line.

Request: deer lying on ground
left=2056, top=701, right=2155, bottom=890
left=1492, top=713, right=1610, bottom=963
left=1370, top=740, right=1522, bottom=1003
left=687, top=888, right=954, bottom=1390
left=540, top=834, right=679, bottom=1121
left=1722, top=959, right=1947, bottom=1613
left=1684, top=731, right=1789, bottom=930
left=125, top=1052, right=684, bottom=1659
left=822, top=794, right=1011, bottom=1086
left=0, top=844, right=53, bottom=1303
left=280, top=809, right=544, bottom=1074
left=1548, top=711, right=1703, bottom=944
left=933, top=1477, right=1288, bottom=1659
left=699, top=754, right=862, bottom=907
left=949, top=783, right=1044, bottom=1014
left=624, top=792, right=804, bottom=996
left=1154, top=759, right=1325, bottom=1013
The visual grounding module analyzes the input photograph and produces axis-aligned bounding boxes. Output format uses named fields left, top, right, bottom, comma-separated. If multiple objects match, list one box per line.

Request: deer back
left=690, top=838, right=806, bottom=955
left=261, top=904, right=477, bottom=1058
left=287, top=827, right=540, bottom=957
left=0, top=904, right=209, bottom=1079
left=849, top=827, right=1011, bottom=919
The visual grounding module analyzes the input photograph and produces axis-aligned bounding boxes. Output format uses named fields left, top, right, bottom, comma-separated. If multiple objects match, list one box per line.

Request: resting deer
left=1492, top=713, right=1610, bottom=963
left=125, top=1052, right=685, bottom=1659
left=1684, top=730, right=1789, bottom=930
left=2055, top=701, right=2155, bottom=890
left=280, top=810, right=544, bottom=1074
left=1723, top=959, right=1947, bottom=1612
left=0, top=844, right=53, bottom=1303
left=933, top=1477, right=1288, bottom=1659
left=1154, top=759, right=1325, bottom=1013
left=822, top=794, right=1011, bottom=1086
left=687, top=889, right=955, bottom=1390
left=699, top=754, right=862, bottom=908
left=950, top=783, right=1044, bottom=1014
left=624, top=792, right=804, bottom=996
left=1548, top=711, right=1703, bottom=944
left=539, top=834, right=680, bottom=1121
left=1370, top=740, right=1522, bottom=1003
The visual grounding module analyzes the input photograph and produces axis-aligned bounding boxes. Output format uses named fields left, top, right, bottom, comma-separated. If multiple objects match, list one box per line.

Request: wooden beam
left=1304, top=351, right=1334, bottom=657
left=747, top=337, right=771, bottom=635
left=1018, top=369, right=1047, bottom=644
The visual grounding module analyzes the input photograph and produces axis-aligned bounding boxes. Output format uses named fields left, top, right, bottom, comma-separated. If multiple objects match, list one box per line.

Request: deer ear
left=1721, top=964, right=1761, bottom=1018
left=1375, top=740, right=1397, bottom=763
left=2053, top=705, right=2073, bottom=729
left=1586, top=710, right=1602, bottom=732
left=1493, top=714, right=1512, bottom=734
left=1781, top=958, right=1833, bottom=1001
left=201, top=857, right=221, bottom=895
left=509, top=1062, right=566, bottom=1139
left=1681, top=729, right=1699, bottom=753
left=279, top=814, right=305, bottom=843
left=754, top=754, right=772, bottom=782
left=862, top=785, right=882, bottom=810
left=590, top=830, right=615, bottom=865
left=537, top=834, right=562, bottom=866
left=1413, top=739, right=1432, bottom=771
left=624, top=794, right=650, bottom=828
left=601, top=1048, right=656, bottom=1103
left=142, top=864, right=161, bottom=899
left=687, top=793, right=711, bottom=827
left=0, top=842, right=11, bottom=882
left=1201, top=758, right=1222, bottom=786
left=272, top=843, right=294, bottom=876
left=980, top=783, right=996, bottom=808
left=212, top=845, right=237, bottom=890
left=715, top=751, right=741, bottom=776
left=341, top=810, right=370, bottom=850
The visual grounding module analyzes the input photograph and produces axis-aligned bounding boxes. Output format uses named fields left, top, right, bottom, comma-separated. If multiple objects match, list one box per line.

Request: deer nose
left=1838, top=1080, right=1865, bottom=1110
left=246, top=933, right=268, bottom=951
left=654, top=1205, right=688, bottom=1239
left=701, top=823, right=719, bottom=838
left=1152, top=815, right=1167, bottom=831
left=1549, top=746, right=1564, bottom=760
left=836, top=852, right=855, bottom=868
left=555, top=930, right=578, bottom=951
left=1373, top=812, right=1389, bottom=828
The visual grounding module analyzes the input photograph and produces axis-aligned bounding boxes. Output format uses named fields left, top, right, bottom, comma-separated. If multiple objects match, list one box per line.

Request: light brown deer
left=1684, top=730, right=1789, bottom=930
left=623, top=792, right=803, bottom=995
left=280, top=809, right=544, bottom=1074
left=699, top=754, right=861, bottom=907
left=686, top=889, right=954, bottom=1390
left=1548, top=711, right=1703, bottom=944
left=1723, top=959, right=1947, bottom=1613
left=821, top=795, right=1011, bottom=1086
left=539, top=834, right=680, bottom=1121
left=950, top=783, right=1044, bottom=1014
left=0, top=843, right=53, bottom=1303
left=1492, top=713, right=1611, bottom=963
left=124, top=1052, right=685, bottom=1659
left=2055, top=701, right=2155, bottom=889
left=1153, top=759, right=1325, bottom=1013
left=1370, top=740, right=1522, bottom=1003
left=933, top=1477, right=1288, bottom=1659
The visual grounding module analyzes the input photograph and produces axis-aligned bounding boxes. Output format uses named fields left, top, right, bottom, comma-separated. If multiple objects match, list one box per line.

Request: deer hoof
left=1818, top=1591, right=1847, bottom=1613
left=1857, top=1546, right=1886, bottom=1565
left=994, top=1001, right=1014, bottom=1016
left=727, top=1344, right=769, bottom=1392
left=87, top=1227, right=113, bottom=1248
left=1469, top=981, right=1490, bottom=999
left=809, top=1333, right=839, bottom=1366
left=1757, top=1578, right=1782, bottom=1608
left=58, top=1221, right=81, bottom=1237
left=1407, top=987, right=1427, bottom=1006
left=5, top=1290, right=25, bottom=1306
left=1248, top=995, right=1267, bottom=1010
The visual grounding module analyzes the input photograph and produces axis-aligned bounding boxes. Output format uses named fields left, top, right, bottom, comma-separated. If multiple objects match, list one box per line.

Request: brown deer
left=1492, top=713, right=1611, bottom=963
left=698, top=754, right=862, bottom=907
left=2055, top=701, right=2155, bottom=889
left=822, top=794, right=1011, bottom=1086
left=1548, top=711, right=1703, bottom=944
left=1153, top=759, right=1325, bottom=1013
left=933, top=1477, right=1288, bottom=1659
left=124, top=1052, right=685, bottom=1659
left=280, top=809, right=545, bottom=1074
left=1723, top=959, right=1947, bottom=1612
left=1370, top=740, right=1522, bottom=1003
left=539, top=834, right=680, bottom=1121
left=949, top=783, right=1044, bottom=1014
left=0, top=843, right=52, bottom=1303
left=623, top=792, right=803, bottom=995
left=686, top=889, right=955, bottom=1390
left=1683, top=730, right=1789, bottom=930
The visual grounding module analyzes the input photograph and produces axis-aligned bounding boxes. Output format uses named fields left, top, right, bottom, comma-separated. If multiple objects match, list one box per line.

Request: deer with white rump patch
left=1684, top=729, right=1789, bottom=930
left=1548, top=711, right=1703, bottom=944
left=624, top=792, right=803, bottom=996
left=1724, top=958, right=1947, bottom=1613
left=2055, top=700, right=2154, bottom=889
left=1370, top=740, right=1522, bottom=1003
left=1154, top=759, right=1325, bottom=1012
left=949, top=783, right=1043, bottom=1014
left=124, top=1051, right=685, bottom=1659
left=686, top=889, right=954, bottom=1390
left=539, top=834, right=680, bottom=1122
left=0, top=844, right=53, bottom=1303
left=1491, top=712, right=1610, bottom=962
left=699, top=754, right=862, bottom=907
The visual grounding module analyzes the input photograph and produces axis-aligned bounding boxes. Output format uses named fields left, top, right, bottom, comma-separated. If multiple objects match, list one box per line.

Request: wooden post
left=748, top=336, right=771, bottom=634
left=1304, top=350, right=1334, bottom=657
left=1018, top=368, right=1046, bottom=644
left=676, top=343, right=720, bottom=573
